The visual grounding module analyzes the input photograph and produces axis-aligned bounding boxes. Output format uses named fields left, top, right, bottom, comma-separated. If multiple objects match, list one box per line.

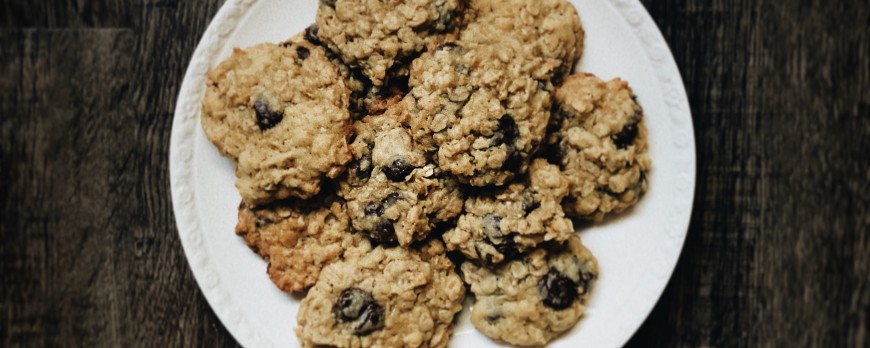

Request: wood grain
left=0, top=0, right=867, bottom=347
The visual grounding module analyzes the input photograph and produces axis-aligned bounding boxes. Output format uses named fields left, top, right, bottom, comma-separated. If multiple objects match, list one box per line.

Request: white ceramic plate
left=170, top=0, right=696, bottom=347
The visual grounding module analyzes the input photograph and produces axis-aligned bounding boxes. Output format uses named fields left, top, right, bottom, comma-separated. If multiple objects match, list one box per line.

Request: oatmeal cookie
left=313, top=0, right=464, bottom=87
left=461, top=0, right=584, bottom=82
left=340, top=111, right=464, bottom=246
left=443, top=159, right=574, bottom=264
left=547, top=73, right=651, bottom=220
left=201, top=42, right=352, bottom=205
left=296, top=240, right=465, bottom=348
left=461, top=235, right=598, bottom=346
left=302, top=25, right=406, bottom=118
left=235, top=192, right=371, bottom=293
left=403, top=42, right=553, bottom=186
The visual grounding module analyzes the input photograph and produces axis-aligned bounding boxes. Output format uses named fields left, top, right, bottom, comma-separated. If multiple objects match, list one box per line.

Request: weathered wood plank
left=629, top=0, right=870, bottom=346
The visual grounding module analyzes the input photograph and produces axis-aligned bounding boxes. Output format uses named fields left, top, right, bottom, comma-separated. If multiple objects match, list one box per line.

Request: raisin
left=612, top=118, right=639, bottom=149
left=254, top=98, right=283, bottom=131
left=369, top=220, right=396, bottom=243
left=333, top=288, right=385, bottom=336
left=383, top=158, right=414, bottom=182
left=333, top=288, right=373, bottom=322
left=354, top=302, right=385, bottom=336
left=478, top=236, right=519, bottom=265
left=539, top=268, right=579, bottom=310
left=296, top=46, right=310, bottom=60
left=364, top=202, right=383, bottom=216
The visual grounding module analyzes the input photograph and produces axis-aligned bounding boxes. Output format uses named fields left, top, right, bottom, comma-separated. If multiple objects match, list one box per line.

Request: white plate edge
left=168, top=0, right=697, bottom=347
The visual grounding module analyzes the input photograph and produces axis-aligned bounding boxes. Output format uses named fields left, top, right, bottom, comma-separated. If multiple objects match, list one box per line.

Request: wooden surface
left=1, top=1, right=867, bottom=347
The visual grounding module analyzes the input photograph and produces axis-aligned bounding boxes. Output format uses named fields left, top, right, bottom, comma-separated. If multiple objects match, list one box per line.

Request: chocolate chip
left=383, top=158, right=414, bottom=182
left=539, top=268, right=579, bottom=310
left=254, top=98, right=283, bottom=131
left=333, top=288, right=385, bottom=336
left=611, top=118, right=639, bottom=149
left=296, top=46, right=310, bottom=60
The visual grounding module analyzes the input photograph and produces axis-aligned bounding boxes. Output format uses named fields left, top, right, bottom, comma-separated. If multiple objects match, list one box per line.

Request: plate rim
left=169, top=0, right=697, bottom=347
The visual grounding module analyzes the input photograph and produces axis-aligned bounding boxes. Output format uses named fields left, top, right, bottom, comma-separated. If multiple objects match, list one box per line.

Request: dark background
left=1, top=0, right=868, bottom=347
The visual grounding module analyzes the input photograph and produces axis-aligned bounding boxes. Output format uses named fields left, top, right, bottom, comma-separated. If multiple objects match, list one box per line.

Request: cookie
left=403, top=42, right=553, bottom=186
left=296, top=240, right=465, bottom=348
left=461, top=0, right=584, bottom=82
left=340, top=111, right=464, bottom=246
left=235, top=192, right=371, bottom=293
left=461, top=235, right=598, bottom=346
left=547, top=73, right=651, bottom=220
left=302, top=25, right=406, bottom=119
left=443, top=159, right=574, bottom=264
left=313, top=0, right=464, bottom=87
left=201, top=41, right=352, bottom=205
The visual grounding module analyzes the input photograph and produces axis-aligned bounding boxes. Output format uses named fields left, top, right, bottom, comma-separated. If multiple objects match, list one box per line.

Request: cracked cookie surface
left=443, top=159, right=574, bottom=265
left=201, top=42, right=352, bottom=205
left=547, top=73, right=651, bottom=220
left=402, top=43, right=553, bottom=186
left=340, top=111, right=464, bottom=246
left=461, top=235, right=598, bottom=346
left=297, top=240, right=465, bottom=348
left=235, top=192, right=371, bottom=293
left=461, top=0, right=584, bottom=82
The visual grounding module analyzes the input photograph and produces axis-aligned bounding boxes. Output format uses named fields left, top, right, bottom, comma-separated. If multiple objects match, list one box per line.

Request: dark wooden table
left=2, top=1, right=868, bottom=347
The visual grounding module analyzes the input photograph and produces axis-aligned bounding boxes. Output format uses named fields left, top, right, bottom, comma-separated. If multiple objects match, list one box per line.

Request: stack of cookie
left=201, top=0, right=650, bottom=347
